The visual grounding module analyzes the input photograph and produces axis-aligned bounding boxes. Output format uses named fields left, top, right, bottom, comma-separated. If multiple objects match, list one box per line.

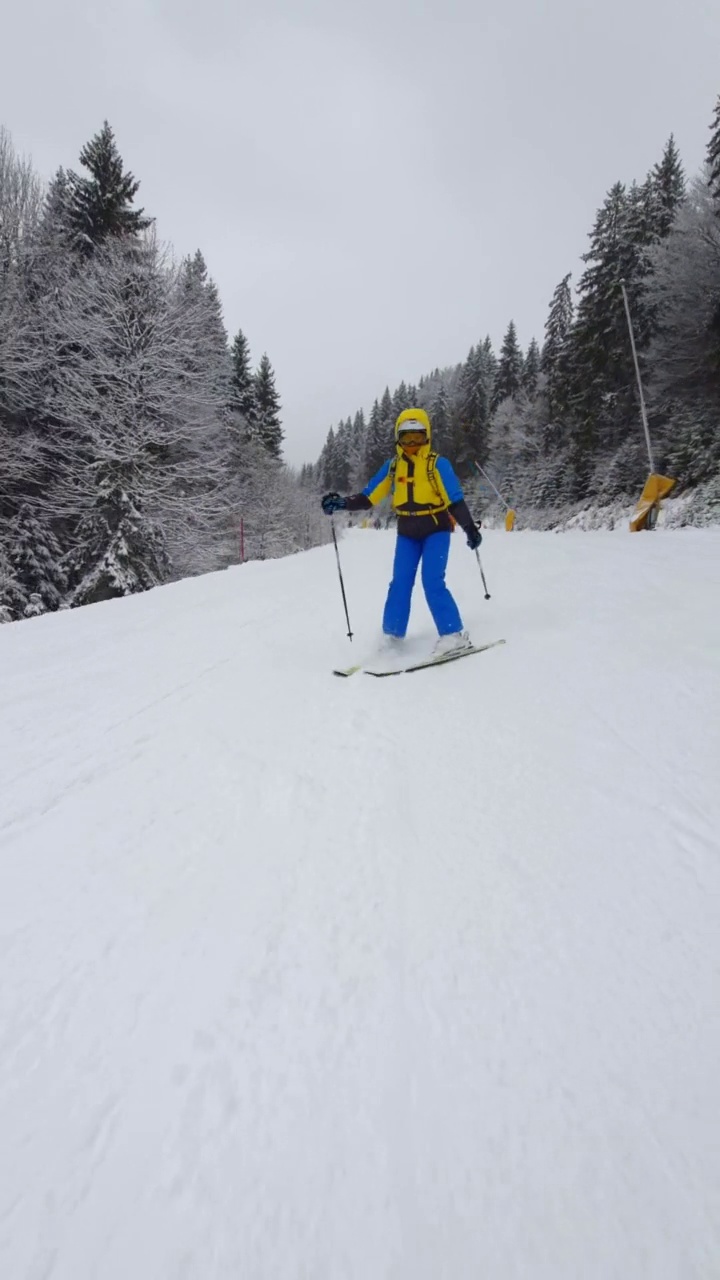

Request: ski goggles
left=398, top=430, right=428, bottom=446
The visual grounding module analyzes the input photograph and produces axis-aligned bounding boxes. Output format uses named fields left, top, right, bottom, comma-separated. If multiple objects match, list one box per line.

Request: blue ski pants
left=383, top=531, right=463, bottom=638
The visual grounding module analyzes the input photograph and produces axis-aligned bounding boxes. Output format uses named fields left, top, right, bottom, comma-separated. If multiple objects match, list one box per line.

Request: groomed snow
left=1, top=527, right=719, bottom=1279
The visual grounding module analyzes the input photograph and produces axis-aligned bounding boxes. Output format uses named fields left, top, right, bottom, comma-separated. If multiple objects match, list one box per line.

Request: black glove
left=321, top=492, right=347, bottom=515
left=465, top=524, right=482, bottom=550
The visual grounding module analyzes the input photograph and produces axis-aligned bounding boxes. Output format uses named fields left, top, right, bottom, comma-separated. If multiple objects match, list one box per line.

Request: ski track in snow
left=1, top=529, right=719, bottom=1279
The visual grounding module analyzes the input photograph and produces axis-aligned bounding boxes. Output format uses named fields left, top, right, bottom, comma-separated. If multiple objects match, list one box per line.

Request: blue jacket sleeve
left=361, top=459, right=393, bottom=504
left=436, top=458, right=464, bottom=504
left=437, top=457, right=476, bottom=533
left=343, top=459, right=393, bottom=511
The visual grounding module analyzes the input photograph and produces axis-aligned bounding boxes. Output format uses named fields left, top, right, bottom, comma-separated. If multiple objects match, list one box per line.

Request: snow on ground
left=1, top=527, right=719, bottom=1280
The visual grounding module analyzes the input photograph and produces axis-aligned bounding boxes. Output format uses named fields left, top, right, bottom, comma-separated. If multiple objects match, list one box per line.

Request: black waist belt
left=395, top=505, right=447, bottom=516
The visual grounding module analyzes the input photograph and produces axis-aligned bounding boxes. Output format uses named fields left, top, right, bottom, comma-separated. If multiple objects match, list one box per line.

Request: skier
left=321, top=408, right=482, bottom=655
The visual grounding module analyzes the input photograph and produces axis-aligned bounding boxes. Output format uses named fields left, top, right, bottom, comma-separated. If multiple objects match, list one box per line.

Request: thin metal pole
left=475, top=549, right=491, bottom=600
left=620, top=280, right=655, bottom=473
left=473, top=460, right=511, bottom=512
left=330, top=516, right=354, bottom=640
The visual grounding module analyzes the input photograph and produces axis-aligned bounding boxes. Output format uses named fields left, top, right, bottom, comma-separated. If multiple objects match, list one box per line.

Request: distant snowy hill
left=1, top=528, right=719, bottom=1279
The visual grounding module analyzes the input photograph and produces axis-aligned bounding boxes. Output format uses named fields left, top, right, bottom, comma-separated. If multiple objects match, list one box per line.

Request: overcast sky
left=4, top=0, right=720, bottom=464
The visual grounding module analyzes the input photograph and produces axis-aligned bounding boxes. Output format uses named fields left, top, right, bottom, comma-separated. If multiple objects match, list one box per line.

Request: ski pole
left=620, top=280, right=655, bottom=472
left=330, top=516, right=354, bottom=640
left=473, top=460, right=512, bottom=512
left=475, top=549, right=491, bottom=600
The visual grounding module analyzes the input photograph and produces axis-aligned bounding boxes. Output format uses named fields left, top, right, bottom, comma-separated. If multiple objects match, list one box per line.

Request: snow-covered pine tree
left=229, top=328, right=258, bottom=437
left=563, top=182, right=641, bottom=460
left=455, top=346, right=483, bottom=473
left=333, top=418, right=353, bottom=491
left=479, top=336, right=497, bottom=389
left=254, top=354, right=283, bottom=459
left=644, top=178, right=720, bottom=483
left=379, top=386, right=394, bottom=446
left=0, top=127, right=43, bottom=271
left=65, top=464, right=170, bottom=606
left=708, top=94, right=720, bottom=210
left=173, top=250, right=234, bottom=519
left=65, top=121, right=152, bottom=258
left=319, top=426, right=338, bottom=488
left=9, top=505, right=67, bottom=612
left=177, top=252, right=232, bottom=421
left=0, top=540, right=28, bottom=622
left=364, top=398, right=388, bottom=476
left=492, top=320, right=524, bottom=409
left=233, top=441, right=292, bottom=560
left=489, top=388, right=547, bottom=506
left=392, top=381, right=409, bottom=418
left=7, top=165, right=86, bottom=565
left=0, top=129, right=45, bottom=523
left=564, top=148, right=685, bottom=468
left=651, top=135, right=686, bottom=237
left=349, top=409, right=367, bottom=488
left=541, top=273, right=574, bottom=423
left=47, top=234, right=229, bottom=598
left=429, top=382, right=453, bottom=458
left=522, top=338, right=541, bottom=397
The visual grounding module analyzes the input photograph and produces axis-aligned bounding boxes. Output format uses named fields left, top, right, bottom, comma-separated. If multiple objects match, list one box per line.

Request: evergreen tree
left=229, top=328, right=258, bottom=434
left=392, top=381, right=409, bottom=418
left=708, top=94, right=720, bottom=209
left=47, top=235, right=224, bottom=586
left=155, top=248, right=233, bottom=554
left=651, top=136, right=686, bottom=237
left=0, top=127, right=323, bottom=589
left=319, top=426, right=338, bottom=488
left=379, top=386, right=394, bottom=441
left=349, top=409, right=367, bottom=488
left=40, top=168, right=73, bottom=246
left=475, top=337, right=497, bottom=419
left=542, top=273, right=574, bottom=419
left=492, top=320, right=523, bottom=408
left=9, top=505, right=67, bottom=612
left=0, top=543, right=27, bottom=622
left=178, top=251, right=229, bottom=366
left=562, top=154, right=685, bottom=468
left=0, top=130, right=47, bottom=524
left=645, top=178, right=720, bottom=482
left=456, top=345, right=490, bottom=471
left=66, top=121, right=152, bottom=258
left=430, top=383, right=452, bottom=453
left=177, top=252, right=231, bottom=423
left=522, top=338, right=541, bottom=396
left=564, top=182, right=640, bottom=454
left=364, top=399, right=387, bottom=476
left=334, top=418, right=353, bottom=490
left=254, top=353, right=283, bottom=459
left=66, top=465, right=169, bottom=606
left=480, top=336, right=497, bottom=381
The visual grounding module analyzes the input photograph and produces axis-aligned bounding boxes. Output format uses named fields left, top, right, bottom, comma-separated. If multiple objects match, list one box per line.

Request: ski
left=363, top=638, right=506, bottom=677
left=332, top=663, right=363, bottom=678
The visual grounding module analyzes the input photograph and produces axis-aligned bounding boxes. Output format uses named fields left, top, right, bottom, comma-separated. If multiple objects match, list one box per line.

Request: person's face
left=399, top=430, right=428, bottom=456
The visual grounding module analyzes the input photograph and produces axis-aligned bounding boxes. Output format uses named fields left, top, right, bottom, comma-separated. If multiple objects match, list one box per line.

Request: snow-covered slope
left=1, top=528, right=719, bottom=1280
